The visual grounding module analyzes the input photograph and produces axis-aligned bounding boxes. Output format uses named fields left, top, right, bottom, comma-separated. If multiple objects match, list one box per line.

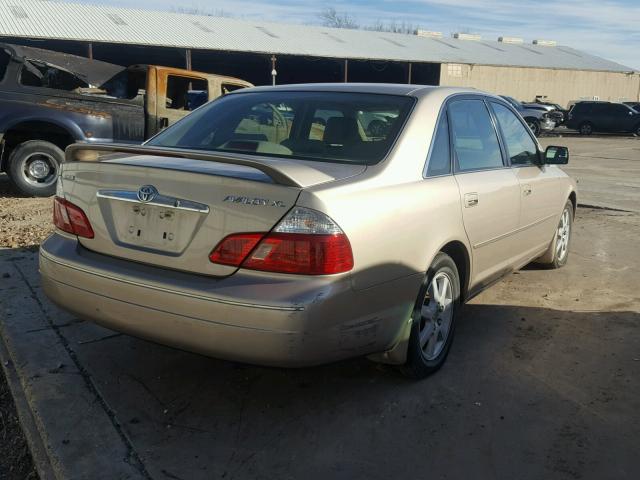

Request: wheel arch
left=1, top=118, right=81, bottom=171
left=568, top=190, right=577, bottom=214
left=438, top=240, right=471, bottom=303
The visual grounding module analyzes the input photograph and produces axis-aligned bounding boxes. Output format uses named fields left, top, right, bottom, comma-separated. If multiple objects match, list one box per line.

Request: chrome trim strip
left=97, top=190, right=210, bottom=213
left=40, top=249, right=304, bottom=312
left=473, top=213, right=556, bottom=249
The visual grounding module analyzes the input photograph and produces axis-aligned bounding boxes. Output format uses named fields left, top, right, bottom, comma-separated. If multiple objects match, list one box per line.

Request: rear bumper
left=39, top=234, right=419, bottom=367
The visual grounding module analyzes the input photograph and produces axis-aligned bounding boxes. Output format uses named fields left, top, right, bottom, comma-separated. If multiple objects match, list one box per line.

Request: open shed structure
left=0, top=0, right=638, bottom=106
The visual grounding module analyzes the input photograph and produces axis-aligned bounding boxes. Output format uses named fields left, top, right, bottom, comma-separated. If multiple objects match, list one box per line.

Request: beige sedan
left=40, top=84, right=576, bottom=379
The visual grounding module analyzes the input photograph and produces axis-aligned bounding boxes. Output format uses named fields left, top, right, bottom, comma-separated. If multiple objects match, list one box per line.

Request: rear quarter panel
left=299, top=174, right=468, bottom=292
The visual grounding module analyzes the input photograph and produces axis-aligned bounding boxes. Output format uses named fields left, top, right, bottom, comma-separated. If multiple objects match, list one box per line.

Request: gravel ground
left=0, top=174, right=53, bottom=249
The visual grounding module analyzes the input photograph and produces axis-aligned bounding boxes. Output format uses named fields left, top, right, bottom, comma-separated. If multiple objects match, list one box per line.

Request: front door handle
left=523, top=184, right=533, bottom=196
left=464, top=192, right=479, bottom=208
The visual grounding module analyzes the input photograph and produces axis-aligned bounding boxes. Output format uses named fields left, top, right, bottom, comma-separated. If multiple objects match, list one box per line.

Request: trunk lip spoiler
left=65, top=143, right=303, bottom=188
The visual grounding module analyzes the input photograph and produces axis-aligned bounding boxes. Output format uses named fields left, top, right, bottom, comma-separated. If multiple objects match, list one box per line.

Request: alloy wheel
left=556, top=208, right=571, bottom=261
left=418, top=271, right=454, bottom=360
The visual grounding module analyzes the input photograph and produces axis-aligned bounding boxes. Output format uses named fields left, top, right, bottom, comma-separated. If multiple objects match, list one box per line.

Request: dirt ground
left=0, top=174, right=42, bottom=478
left=0, top=175, right=52, bottom=249
left=0, top=369, right=38, bottom=480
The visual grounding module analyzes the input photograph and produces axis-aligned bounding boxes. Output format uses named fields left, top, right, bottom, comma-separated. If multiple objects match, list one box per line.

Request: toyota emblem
left=137, top=185, right=158, bottom=203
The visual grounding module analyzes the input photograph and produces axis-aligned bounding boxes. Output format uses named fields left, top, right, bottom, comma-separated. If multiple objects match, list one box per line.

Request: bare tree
left=318, top=7, right=359, bottom=29
left=171, top=5, right=232, bottom=17
left=367, top=19, right=420, bottom=34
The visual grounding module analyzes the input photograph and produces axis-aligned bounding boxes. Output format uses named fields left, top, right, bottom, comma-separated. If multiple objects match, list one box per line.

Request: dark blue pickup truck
left=0, top=43, right=251, bottom=196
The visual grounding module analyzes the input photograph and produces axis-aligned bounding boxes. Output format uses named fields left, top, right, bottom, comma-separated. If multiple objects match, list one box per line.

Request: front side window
left=165, top=76, right=208, bottom=111
left=491, top=102, right=539, bottom=166
left=448, top=99, right=504, bottom=172
left=147, top=91, right=415, bottom=165
left=425, top=111, right=451, bottom=176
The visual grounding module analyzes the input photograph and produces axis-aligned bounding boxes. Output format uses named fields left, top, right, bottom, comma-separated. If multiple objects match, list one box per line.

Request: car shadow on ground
left=51, top=297, right=640, bottom=479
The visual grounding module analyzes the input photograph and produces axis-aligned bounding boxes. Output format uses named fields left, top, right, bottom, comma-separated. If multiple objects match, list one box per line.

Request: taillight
left=53, top=197, right=94, bottom=239
left=208, top=233, right=263, bottom=266
left=208, top=207, right=354, bottom=275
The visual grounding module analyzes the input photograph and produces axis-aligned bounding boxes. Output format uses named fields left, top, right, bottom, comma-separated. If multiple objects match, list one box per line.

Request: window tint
left=232, top=102, right=291, bottom=145
left=426, top=112, right=451, bottom=176
left=147, top=92, right=414, bottom=165
left=571, top=103, right=591, bottom=114
left=592, top=104, right=609, bottom=114
left=448, top=99, right=504, bottom=172
left=0, top=49, right=9, bottom=82
left=309, top=109, right=343, bottom=140
left=610, top=104, right=632, bottom=115
left=165, top=76, right=208, bottom=111
left=492, top=102, right=539, bottom=166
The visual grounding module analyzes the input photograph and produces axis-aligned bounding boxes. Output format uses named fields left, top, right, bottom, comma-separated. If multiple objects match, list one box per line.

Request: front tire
left=6, top=140, right=63, bottom=197
left=579, top=122, right=593, bottom=135
left=401, top=253, right=460, bottom=379
left=526, top=119, right=541, bottom=136
left=537, top=200, right=573, bottom=269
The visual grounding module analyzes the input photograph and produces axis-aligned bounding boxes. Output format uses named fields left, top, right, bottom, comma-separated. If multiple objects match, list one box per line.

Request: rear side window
left=449, top=99, right=504, bottom=172
left=572, top=103, right=591, bottom=114
left=491, top=102, right=538, bottom=166
left=426, top=111, right=451, bottom=176
left=20, top=60, right=89, bottom=90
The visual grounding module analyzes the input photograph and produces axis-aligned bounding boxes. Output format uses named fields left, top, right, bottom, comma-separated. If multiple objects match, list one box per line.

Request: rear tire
left=578, top=122, right=593, bottom=135
left=6, top=140, right=63, bottom=197
left=401, top=253, right=460, bottom=379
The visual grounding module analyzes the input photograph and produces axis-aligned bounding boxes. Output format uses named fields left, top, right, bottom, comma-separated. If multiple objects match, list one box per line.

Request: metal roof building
left=0, top=0, right=638, bottom=105
left=0, top=0, right=634, bottom=73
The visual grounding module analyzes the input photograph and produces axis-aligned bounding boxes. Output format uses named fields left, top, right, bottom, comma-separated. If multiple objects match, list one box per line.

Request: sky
left=81, top=0, right=639, bottom=69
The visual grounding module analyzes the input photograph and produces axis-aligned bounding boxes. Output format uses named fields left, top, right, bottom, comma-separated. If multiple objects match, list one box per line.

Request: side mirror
left=542, top=145, right=569, bottom=165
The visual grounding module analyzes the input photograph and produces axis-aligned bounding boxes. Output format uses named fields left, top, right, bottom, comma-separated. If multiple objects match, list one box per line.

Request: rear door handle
left=523, top=184, right=533, bottom=196
left=464, top=193, right=479, bottom=208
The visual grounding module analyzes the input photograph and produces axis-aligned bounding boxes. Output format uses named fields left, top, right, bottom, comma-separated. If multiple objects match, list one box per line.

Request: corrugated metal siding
left=0, top=0, right=633, bottom=73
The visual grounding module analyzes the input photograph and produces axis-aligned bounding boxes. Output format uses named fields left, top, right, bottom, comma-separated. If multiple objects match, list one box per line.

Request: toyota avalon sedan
left=40, top=84, right=576, bottom=379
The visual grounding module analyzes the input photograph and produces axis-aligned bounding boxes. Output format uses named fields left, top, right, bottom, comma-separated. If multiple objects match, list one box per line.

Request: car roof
left=230, top=83, right=478, bottom=98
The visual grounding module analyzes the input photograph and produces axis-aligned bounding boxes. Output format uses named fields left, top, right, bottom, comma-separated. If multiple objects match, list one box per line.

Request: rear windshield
left=146, top=91, right=415, bottom=165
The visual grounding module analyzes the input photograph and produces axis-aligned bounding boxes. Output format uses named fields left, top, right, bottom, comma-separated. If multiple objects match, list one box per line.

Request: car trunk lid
left=59, top=144, right=364, bottom=276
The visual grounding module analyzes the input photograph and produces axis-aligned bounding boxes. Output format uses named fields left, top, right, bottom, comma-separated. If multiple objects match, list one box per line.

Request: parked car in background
left=523, top=101, right=565, bottom=125
left=566, top=101, right=640, bottom=135
left=499, top=96, right=555, bottom=136
left=40, top=84, right=576, bottom=379
left=0, top=43, right=253, bottom=196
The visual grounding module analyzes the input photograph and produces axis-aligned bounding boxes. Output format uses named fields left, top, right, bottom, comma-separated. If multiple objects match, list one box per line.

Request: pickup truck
left=0, top=43, right=253, bottom=196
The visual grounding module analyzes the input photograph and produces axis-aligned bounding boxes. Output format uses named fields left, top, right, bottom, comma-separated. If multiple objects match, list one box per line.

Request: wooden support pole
left=185, top=49, right=192, bottom=70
